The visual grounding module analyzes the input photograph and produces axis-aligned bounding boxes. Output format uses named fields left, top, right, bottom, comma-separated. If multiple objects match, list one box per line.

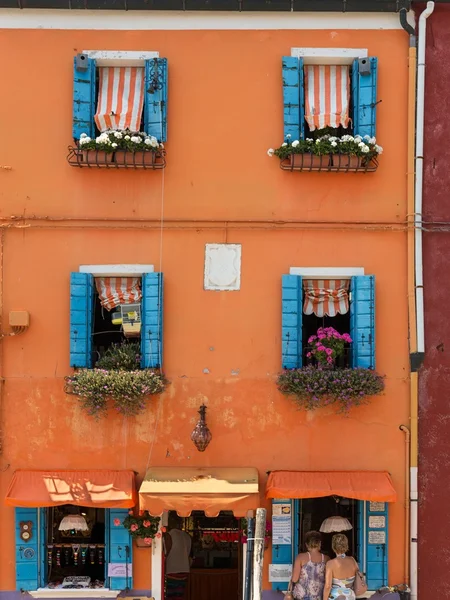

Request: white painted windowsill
left=29, top=589, right=119, bottom=599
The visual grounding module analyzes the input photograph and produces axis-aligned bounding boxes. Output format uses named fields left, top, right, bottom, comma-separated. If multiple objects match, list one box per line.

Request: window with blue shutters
left=72, top=54, right=168, bottom=143
left=281, top=274, right=375, bottom=370
left=282, top=55, right=378, bottom=141
left=70, top=269, right=164, bottom=369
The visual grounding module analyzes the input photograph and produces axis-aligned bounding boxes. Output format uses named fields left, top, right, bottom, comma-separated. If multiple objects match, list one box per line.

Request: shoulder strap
left=321, top=554, right=324, bottom=563
left=307, top=551, right=311, bottom=561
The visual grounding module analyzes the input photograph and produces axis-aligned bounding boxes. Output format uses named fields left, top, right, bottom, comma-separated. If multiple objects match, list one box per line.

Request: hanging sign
left=108, top=563, right=133, bottom=577
left=269, top=564, right=292, bottom=582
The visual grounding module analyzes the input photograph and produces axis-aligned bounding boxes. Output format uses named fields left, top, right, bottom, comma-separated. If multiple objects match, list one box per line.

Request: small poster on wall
left=107, top=563, right=133, bottom=577
left=269, top=564, right=293, bottom=582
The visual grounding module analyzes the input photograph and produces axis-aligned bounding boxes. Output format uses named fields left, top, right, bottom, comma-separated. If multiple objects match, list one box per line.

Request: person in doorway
left=291, top=530, right=330, bottom=600
left=322, top=533, right=358, bottom=600
left=163, top=514, right=192, bottom=600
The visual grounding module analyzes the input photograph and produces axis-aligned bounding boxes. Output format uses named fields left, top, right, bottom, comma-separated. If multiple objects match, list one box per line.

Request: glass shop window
left=45, top=506, right=106, bottom=590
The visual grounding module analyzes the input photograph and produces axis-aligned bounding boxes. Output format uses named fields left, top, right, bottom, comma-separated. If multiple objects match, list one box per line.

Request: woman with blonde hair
left=291, top=531, right=329, bottom=600
left=322, top=534, right=359, bottom=600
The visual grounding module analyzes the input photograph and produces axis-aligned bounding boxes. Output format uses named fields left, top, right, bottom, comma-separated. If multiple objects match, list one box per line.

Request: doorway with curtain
left=164, top=511, right=242, bottom=600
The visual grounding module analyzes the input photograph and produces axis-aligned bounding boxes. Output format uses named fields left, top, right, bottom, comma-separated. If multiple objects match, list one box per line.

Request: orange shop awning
left=266, top=471, right=397, bottom=502
left=139, top=466, right=260, bottom=517
left=5, top=469, right=137, bottom=508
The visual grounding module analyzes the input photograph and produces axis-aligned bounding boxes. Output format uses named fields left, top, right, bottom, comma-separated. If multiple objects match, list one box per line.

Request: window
left=14, top=507, right=132, bottom=592
left=73, top=52, right=168, bottom=143
left=282, top=51, right=378, bottom=142
left=70, top=268, right=163, bottom=369
left=281, top=273, right=375, bottom=370
left=270, top=498, right=388, bottom=593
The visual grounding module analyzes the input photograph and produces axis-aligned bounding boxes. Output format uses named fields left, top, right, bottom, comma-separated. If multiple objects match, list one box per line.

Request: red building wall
left=418, top=3, right=450, bottom=596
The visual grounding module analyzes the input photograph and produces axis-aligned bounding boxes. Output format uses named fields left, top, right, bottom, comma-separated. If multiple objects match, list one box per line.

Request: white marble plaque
left=204, top=244, right=242, bottom=291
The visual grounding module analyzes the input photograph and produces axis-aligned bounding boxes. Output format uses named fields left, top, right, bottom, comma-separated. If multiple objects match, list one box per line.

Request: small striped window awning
left=304, top=65, right=350, bottom=131
left=94, top=67, right=145, bottom=133
left=303, top=279, right=350, bottom=318
left=95, top=277, right=142, bottom=311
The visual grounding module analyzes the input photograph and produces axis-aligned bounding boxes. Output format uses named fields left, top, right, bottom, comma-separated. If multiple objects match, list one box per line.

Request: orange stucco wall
left=0, top=25, right=409, bottom=591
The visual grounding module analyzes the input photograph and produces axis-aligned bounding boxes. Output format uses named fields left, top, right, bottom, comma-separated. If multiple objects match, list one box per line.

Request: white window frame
left=290, top=47, right=368, bottom=65
left=82, top=50, right=159, bottom=67
left=289, top=267, right=364, bottom=278
left=79, top=264, right=154, bottom=277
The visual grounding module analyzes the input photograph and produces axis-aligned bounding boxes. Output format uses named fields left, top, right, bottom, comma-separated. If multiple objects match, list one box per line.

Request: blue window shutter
left=365, top=501, right=388, bottom=590
left=108, top=509, right=133, bottom=591
left=15, top=508, right=39, bottom=591
left=73, top=55, right=96, bottom=140
left=352, top=57, right=378, bottom=138
left=144, top=58, right=168, bottom=143
left=70, top=272, right=94, bottom=368
left=271, top=499, right=293, bottom=591
left=141, top=272, right=163, bottom=369
left=282, top=56, right=304, bottom=142
left=350, top=275, right=375, bottom=369
left=282, top=275, right=303, bottom=369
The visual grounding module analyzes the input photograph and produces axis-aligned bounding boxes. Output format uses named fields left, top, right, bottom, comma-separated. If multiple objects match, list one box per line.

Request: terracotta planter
left=332, top=154, right=361, bottom=169
left=80, top=150, right=113, bottom=165
left=135, top=537, right=153, bottom=548
left=115, top=151, right=156, bottom=167
left=290, top=153, right=331, bottom=169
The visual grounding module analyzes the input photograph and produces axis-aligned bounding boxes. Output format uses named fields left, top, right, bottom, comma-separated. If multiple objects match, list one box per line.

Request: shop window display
left=45, top=505, right=106, bottom=590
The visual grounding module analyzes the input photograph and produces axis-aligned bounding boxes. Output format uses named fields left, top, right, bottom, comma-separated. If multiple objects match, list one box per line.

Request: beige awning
left=139, top=467, right=259, bottom=517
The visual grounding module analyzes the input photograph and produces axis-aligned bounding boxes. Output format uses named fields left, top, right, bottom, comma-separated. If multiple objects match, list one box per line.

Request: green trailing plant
left=65, top=343, right=167, bottom=418
left=277, top=366, right=385, bottom=414
left=96, top=342, right=142, bottom=371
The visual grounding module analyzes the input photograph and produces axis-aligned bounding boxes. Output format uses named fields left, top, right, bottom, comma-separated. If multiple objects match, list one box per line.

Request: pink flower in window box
left=113, top=518, right=121, bottom=526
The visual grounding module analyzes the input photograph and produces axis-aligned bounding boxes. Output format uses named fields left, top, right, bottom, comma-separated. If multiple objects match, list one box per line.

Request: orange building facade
left=0, top=7, right=411, bottom=600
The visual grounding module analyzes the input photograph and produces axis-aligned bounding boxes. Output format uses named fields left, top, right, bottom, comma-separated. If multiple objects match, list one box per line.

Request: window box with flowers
left=121, top=510, right=162, bottom=548
left=277, top=327, right=385, bottom=414
left=65, top=342, right=167, bottom=419
left=267, top=134, right=382, bottom=173
left=67, top=129, right=166, bottom=170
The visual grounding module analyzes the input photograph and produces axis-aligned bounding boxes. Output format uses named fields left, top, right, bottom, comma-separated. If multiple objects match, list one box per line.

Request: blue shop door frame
left=271, top=499, right=293, bottom=591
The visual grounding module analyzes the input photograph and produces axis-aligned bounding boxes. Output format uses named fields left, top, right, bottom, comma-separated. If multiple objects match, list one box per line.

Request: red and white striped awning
left=94, top=67, right=145, bottom=133
left=95, top=277, right=142, bottom=311
left=303, top=279, right=350, bottom=318
left=304, top=65, right=350, bottom=131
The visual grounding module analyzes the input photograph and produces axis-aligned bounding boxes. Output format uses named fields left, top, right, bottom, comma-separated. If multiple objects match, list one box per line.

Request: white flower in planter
left=79, top=136, right=91, bottom=145
left=144, top=138, right=152, bottom=145
left=281, top=142, right=288, bottom=147
left=114, top=131, right=123, bottom=139
left=112, top=143, right=118, bottom=149
left=292, top=140, right=300, bottom=148
left=80, top=133, right=88, bottom=139
left=267, top=148, right=275, bottom=157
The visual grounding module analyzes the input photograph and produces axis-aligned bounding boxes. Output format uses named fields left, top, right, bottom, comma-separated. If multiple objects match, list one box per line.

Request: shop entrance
left=296, top=497, right=358, bottom=558
left=164, top=510, right=242, bottom=600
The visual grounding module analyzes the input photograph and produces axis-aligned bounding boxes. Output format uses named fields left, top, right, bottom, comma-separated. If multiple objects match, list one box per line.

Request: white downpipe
left=413, top=4, right=434, bottom=600
left=415, top=0, right=434, bottom=355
